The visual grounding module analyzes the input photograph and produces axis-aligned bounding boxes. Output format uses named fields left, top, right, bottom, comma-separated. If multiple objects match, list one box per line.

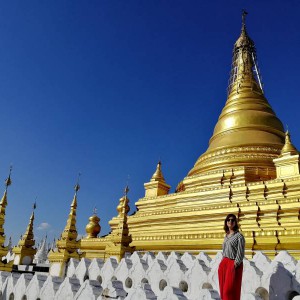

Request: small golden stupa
left=85, top=208, right=101, bottom=239
left=48, top=182, right=81, bottom=276
left=12, top=204, right=37, bottom=265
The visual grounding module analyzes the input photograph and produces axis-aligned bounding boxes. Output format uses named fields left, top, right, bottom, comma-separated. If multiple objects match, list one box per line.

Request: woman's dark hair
left=223, top=214, right=239, bottom=233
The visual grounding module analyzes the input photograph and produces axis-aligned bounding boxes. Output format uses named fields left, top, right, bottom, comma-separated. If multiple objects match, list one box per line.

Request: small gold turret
left=105, top=186, right=134, bottom=261
left=85, top=207, right=101, bottom=238
left=48, top=178, right=81, bottom=277
left=151, top=161, right=165, bottom=182
left=280, top=130, right=298, bottom=156
left=144, top=161, right=170, bottom=197
left=274, top=130, right=300, bottom=178
left=13, top=203, right=37, bottom=265
left=56, top=183, right=79, bottom=249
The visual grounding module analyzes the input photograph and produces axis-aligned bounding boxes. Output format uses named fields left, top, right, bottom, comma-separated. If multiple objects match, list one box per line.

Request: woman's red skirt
left=218, top=257, right=243, bottom=300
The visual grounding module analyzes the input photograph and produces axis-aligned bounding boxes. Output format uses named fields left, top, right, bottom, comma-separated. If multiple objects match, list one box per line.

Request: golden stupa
left=72, top=12, right=299, bottom=263
left=9, top=12, right=300, bottom=276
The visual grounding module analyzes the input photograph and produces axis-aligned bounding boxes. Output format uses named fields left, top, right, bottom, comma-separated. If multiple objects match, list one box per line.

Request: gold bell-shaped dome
left=188, top=12, right=285, bottom=180
left=85, top=209, right=101, bottom=238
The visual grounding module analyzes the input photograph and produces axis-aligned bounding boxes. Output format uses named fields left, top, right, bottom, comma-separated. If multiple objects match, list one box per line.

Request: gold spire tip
left=74, top=172, right=81, bottom=193
left=74, top=184, right=80, bottom=193
left=242, top=9, right=248, bottom=27
left=5, top=166, right=12, bottom=188
left=124, top=185, right=129, bottom=196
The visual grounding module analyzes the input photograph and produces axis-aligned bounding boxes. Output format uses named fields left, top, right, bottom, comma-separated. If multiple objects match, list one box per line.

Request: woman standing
left=218, top=214, right=245, bottom=300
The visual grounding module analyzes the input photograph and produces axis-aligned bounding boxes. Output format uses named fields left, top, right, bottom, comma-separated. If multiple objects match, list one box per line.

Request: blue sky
left=0, top=1, right=299, bottom=246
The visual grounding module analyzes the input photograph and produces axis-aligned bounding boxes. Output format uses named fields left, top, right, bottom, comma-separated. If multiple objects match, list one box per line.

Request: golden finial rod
left=74, top=172, right=81, bottom=194
left=33, top=200, right=37, bottom=210
left=5, top=165, right=12, bottom=190
left=242, top=9, right=248, bottom=29
left=124, top=185, right=129, bottom=196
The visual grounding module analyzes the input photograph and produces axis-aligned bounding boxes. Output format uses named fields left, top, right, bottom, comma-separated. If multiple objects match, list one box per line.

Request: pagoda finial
left=227, top=11, right=264, bottom=95
left=85, top=206, right=101, bottom=238
left=0, top=166, right=13, bottom=257
left=106, top=187, right=133, bottom=260
left=5, top=166, right=12, bottom=192
left=145, top=160, right=170, bottom=197
left=33, top=199, right=37, bottom=211
left=74, top=172, right=81, bottom=195
left=117, top=186, right=130, bottom=217
left=242, top=9, right=248, bottom=30
left=48, top=177, right=81, bottom=275
left=151, top=160, right=166, bottom=183
left=71, top=173, right=81, bottom=208
left=54, top=178, right=79, bottom=252
left=124, top=185, right=129, bottom=197
left=280, top=130, right=298, bottom=156
left=12, top=204, right=37, bottom=265
left=1, top=166, right=13, bottom=209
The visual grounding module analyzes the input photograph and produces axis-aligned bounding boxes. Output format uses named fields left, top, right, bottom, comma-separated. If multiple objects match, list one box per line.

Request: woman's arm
left=234, top=234, right=245, bottom=267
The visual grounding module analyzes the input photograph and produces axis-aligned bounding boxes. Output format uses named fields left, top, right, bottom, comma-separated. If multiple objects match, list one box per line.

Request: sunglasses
left=227, top=218, right=236, bottom=223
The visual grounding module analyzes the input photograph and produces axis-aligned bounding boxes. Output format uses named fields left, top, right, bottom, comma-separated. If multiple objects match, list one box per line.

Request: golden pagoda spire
left=280, top=130, right=298, bottom=156
left=274, top=129, right=300, bottom=178
left=12, top=202, right=37, bottom=265
left=48, top=176, right=81, bottom=277
left=151, top=161, right=165, bottom=182
left=0, top=167, right=12, bottom=249
left=144, top=161, right=170, bottom=197
left=0, top=167, right=13, bottom=272
left=187, top=11, right=285, bottom=181
left=56, top=179, right=80, bottom=252
left=228, top=10, right=262, bottom=95
left=18, top=204, right=36, bottom=248
left=106, top=186, right=134, bottom=261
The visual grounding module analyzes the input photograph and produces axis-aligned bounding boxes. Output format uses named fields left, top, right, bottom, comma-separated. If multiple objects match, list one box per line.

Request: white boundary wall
left=1, top=250, right=300, bottom=300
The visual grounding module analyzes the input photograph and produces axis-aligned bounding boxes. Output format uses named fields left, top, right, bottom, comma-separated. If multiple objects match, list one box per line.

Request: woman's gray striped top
left=222, top=231, right=245, bottom=267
